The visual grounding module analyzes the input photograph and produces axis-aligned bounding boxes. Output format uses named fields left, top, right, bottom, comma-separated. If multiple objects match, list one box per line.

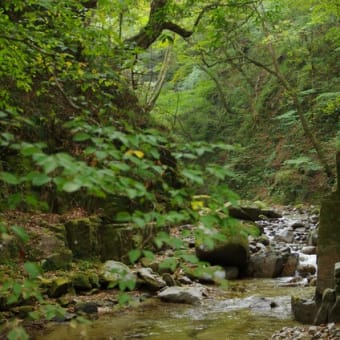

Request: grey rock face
left=157, top=286, right=204, bottom=305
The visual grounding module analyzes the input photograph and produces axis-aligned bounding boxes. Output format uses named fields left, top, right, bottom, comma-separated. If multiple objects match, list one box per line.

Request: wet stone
left=301, top=246, right=316, bottom=255
left=334, top=262, right=340, bottom=278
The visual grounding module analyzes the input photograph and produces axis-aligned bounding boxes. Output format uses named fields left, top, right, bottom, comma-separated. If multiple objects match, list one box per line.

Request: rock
left=48, top=278, right=73, bottom=298
left=290, top=221, right=306, bottom=229
left=99, top=260, right=136, bottom=290
left=329, top=296, right=340, bottom=323
left=41, top=249, right=73, bottom=271
left=291, top=296, right=317, bottom=324
left=224, top=267, right=239, bottom=280
left=257, top=235, right=270, bottom=246
left=281, top=253, right=299, bottom=277
left=307, top=228, right=318, bottom=246
left=65, top=217, right=160, bottom=262
left=71, top=272, right=93, bottom=291
left=196, top=234, right=249, bottom=269
left=271, top=324, right=340, bottom=339
left=65, top=217, right=101, bottom=259
left=75, top=302, right=98, bottom=315
left=99, top=223, right=161, bottom=263
left=176, top=275, right=193, bottom=285
left=314, top=288, right=336, bottom=324
left=297, top=263, right=316, bottom=277
left=136, top=268, right=166, bottom=290
left=158, top=286, right=204, bottom=305
left=246, top=251, right=284, bottom=278
left=11, top=305, right=35, bottom=318
left=301, top=246, right=316, bottom=255
left=228, top=206, right=282, bottom=221
left=51, top=312, right=76, bottom=322
left=334, top=262, right=340, bottom=278
left=274, top=228, right=294, bottom=243
left=162, top=273, right=177, bottom=287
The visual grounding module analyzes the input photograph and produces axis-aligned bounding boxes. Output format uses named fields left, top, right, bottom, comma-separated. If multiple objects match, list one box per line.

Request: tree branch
left=125, top=1, right=223, bottom=50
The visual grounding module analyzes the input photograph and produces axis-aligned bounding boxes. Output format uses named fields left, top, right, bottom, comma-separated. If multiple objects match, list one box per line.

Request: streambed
left=36, top=207, right=317, bottom=339
left=36, top=279, right=314, bottom=340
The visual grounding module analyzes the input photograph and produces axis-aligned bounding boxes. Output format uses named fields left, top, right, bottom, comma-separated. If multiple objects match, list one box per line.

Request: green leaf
left=181, top=169, right=204, bottom=185
left=142, top=250, right=155, bottom=260
left=62, top=181, right=82, bottom=192
left=24, top=262, right=41, bottom=279
left=116, top=211, right=131, bottom=222
left=11, top=225, right=29, bottom=243
left=73, top=132, right=91, bottom=141
left=128, top=249, right=142, bottom=264
left=0, top=172, right=20, bottom=185
left=39, top=156, right=58, bottom=174
left=7, top=193, right=22, bottom=208
left=20, top=143, right=44, bottom=156
left=31, top=173, right=51, bottom=186
left=7, top=326, right=29, bottom=340
left=159, top=258, right=178, bottom=271
left=180, top=254, right=199, bottom=264
left=117, top=293, right=131, bottom=305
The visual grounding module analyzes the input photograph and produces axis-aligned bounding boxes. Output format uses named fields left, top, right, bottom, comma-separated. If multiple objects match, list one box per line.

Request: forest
left=0, top=0, right=339, bottom=339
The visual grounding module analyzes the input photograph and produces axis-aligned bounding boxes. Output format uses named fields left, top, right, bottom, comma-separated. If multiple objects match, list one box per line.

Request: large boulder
left=196, top=234, right=249, bottom=270
left=27, top=223, right=73, bottom=271
left=246, top=251, right=298, bottom=278
left=246, top=251, right=283, bottom=278
left=65, top=217, right=101, bottom=259
left=291, top=296, right=317, bottom=324
left=65, top=217, right=160, bottom=263
left=99, top=223, right=158, bottom=262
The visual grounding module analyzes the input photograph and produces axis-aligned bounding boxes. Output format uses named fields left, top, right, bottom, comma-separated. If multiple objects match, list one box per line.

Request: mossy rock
left=88, top=272, right=100, bottom=288
left=48, top=277, right=73, bottom=298
left=41, top=249, right=73, bottom=271
left=65, top=217, right=101, bottom=260
left=11, top=305, right=35, bottom=319
left=99, top=260, right=136, bottom=290
left=71, top=272, right=94, bottom=291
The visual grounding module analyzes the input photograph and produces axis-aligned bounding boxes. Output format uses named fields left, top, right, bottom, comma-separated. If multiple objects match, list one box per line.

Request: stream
left=36, top=207, right=318, bottom=340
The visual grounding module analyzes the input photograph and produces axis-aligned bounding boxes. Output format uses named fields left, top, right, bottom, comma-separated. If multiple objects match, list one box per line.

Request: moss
left=65, top=218, right=101, bottom=260
left=71, top=272, right=92, bottom=291
left=41, top=249, right=73, bottom=271
left=48, top=277, right=72, bottom=298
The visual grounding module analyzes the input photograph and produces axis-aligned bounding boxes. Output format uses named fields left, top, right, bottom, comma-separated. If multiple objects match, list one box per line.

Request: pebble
left=271, top=324, right=340, bottom=339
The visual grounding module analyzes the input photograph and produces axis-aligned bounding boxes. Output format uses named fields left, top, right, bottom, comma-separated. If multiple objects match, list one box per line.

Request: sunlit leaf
left=128, top=249, right=142, bottom=264
left=0, top=172, right=20, bottom=185
left=11, top=225, right=29, bottom=243
left=24, top=262, right=42, bottom=279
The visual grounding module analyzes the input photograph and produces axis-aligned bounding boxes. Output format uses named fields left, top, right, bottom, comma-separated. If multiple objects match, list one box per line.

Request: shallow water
left=36, top=279, right=314, bottom=340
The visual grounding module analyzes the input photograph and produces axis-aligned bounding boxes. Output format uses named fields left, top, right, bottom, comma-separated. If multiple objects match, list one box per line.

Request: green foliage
left=284, top=157, right=323, bottom=172
left=7, top=327, right=29, bottom=340
left=0, top=0, right=339, bottom=337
